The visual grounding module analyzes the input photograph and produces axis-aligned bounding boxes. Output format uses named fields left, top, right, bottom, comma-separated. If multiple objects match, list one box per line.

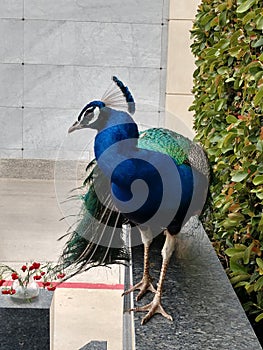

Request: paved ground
left=0, top=178, right=124, bottom=350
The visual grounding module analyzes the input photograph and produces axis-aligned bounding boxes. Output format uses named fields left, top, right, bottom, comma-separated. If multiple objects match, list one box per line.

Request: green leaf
left=226, top=115, right=238, bottom=123
left=256, top=16, right=263, bottom=30
left=242, top=10, right=255, bottom=24
left=252, top=37, right=263, bottom=48
left=231, top=171, right=249, bottom=182
left=255, top=313, right=263, bottom=322
left=235, top=281, right=250, bottom=288
left=256, top=140, right=263, bottom=152
left=236, top=0, right=256, bottom=13
left=243, top=242, right=254, bottom=264
left=223, top=218, right=239, bottom=228
left=230, top=29, right=243, bottom=45
left=230, top=274, right=250, bottom=284
left=219, top=10, right=227, bottom=26
left=200, top=13, right=215, bottom=26
left=256, top=192, right=263, bottom=200
left=215, top=99, right=225, bottom=111
left=225, top=248, right=245, bottom=257
left=245, top=284, right=255, bottom=294
left=229, top=46, right=241, bottom=58
left=254, top=276, right=263, bottom=292
left=217, top=66, right=229, bottom=75
left=223, top=132, right=236, bottom=149
left=256, top=258, right=263, bottom=270
left=254, top=87, right=263, bottom=106
left=230, top=257, right=248, bottom=274
left=235, top=244, right=247, bottom=249
left=253, top=175, right=263, bottom=185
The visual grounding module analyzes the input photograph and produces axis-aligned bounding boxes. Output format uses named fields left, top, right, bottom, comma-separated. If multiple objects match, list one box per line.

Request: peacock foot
left=130, top=295, right=173, bottom=325
left=122, top=275, right=156, bottom=301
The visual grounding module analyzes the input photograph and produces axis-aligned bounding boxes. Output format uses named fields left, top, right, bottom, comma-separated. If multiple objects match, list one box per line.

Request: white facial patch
left=88, top=106, right=100, bottom=125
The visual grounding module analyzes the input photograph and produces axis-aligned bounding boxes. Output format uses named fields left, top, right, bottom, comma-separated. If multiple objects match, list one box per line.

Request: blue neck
left=94, top=108, right=139, bottom=179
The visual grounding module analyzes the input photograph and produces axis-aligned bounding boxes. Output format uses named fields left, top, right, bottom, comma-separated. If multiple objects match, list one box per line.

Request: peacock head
left=68, top=100, right=106, bottom=133
left=68, top=76, right=135, bottom=134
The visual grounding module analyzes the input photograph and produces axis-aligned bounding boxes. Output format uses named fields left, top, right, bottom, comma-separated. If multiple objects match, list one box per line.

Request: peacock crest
left=101, top=76, right=136, bottom=115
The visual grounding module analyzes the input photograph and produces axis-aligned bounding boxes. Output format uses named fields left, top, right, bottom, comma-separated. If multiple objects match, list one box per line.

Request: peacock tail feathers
left=58, top=159, right=130, bottom=280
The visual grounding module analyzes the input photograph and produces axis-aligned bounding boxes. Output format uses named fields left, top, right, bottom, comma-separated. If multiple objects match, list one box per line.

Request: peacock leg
left=122, top=227, right=156, bottom=301
left=130, top=230, right=176, bottom=325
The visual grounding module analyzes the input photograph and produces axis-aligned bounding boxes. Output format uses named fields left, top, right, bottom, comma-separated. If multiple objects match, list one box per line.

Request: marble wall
left=0, top=0, right=169, bottom=160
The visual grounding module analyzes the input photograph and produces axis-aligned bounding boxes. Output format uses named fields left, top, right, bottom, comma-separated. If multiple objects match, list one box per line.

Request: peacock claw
left=129, top=296, right=173, bottom=325
left=122, top=276, right=156, bottom=301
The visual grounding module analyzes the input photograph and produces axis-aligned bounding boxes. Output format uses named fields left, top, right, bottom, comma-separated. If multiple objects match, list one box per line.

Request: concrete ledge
left=124, top=217, right=262, bottom=349
left=0, top=159, right=87, bottom=180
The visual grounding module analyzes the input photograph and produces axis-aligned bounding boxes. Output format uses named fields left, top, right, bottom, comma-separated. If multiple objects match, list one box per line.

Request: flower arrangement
left=0, top=262, right=65, bottom=298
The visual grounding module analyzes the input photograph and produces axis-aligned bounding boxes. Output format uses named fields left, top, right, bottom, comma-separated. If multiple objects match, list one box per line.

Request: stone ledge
left=123, top=217, right=262, bottom=349
left=0, top=158, right=88, bottom=180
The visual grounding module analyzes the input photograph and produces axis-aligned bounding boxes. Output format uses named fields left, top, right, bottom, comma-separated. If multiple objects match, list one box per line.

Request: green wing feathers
left=138, top=128, right=209, bottom=177
left=138, top=128, right=191, bottom=165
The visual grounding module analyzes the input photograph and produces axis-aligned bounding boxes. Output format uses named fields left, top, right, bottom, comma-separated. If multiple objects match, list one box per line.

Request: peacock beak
left=68, top=121, right=81, bottom=133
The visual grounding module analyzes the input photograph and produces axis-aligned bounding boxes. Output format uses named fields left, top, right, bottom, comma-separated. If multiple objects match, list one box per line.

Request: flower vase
left=11, top=279, right=40, bottom=301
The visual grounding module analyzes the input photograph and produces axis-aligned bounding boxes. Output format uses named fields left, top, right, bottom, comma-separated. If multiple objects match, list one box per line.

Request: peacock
left=59, top=76, right=209, bottom=325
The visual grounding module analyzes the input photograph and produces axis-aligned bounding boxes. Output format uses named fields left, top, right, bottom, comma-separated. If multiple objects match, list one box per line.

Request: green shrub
left=190, top=0, right=263, bottom=322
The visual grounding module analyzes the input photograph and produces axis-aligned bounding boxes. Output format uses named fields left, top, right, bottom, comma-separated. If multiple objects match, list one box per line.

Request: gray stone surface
left=0, top=20, right=23, bottom=63
left=0, top=289, right=54, bottom=349
left=24, top=21, right=162, bottom=68
left=24, top=0, right=167, bottom=23
left=0, top=0, right=23, bottom=19
left=79, top=341, right=107, bottom=350
left=0, top=1, right=169, bottom=160
left=126, top=218, right=262, bottom=350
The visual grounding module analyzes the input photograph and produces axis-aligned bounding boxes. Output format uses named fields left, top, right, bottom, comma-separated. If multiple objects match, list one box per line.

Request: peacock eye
left=84, top=107, right=94, bottom=117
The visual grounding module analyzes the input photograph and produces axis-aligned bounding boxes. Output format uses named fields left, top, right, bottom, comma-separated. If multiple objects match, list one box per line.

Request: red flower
left=21, top=265, right=27, bottom=272
left=47, top=284, right=56, bottom=291
left=33, top=275, right=42, bottom=280
left=32, top=262, right=41, bottom=269
left=1, top=288, right=14, bottom=295
left=41, top=271, right=46, bottom=276
left=42, top=281, right=51, bottom=288
left=57, top=273, right=65, bottom=279
left=0, top=279, right=6, bottom=286
left=29, top=262, right=41, bottom=270
left=11, top=273, right=19, bottom=280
